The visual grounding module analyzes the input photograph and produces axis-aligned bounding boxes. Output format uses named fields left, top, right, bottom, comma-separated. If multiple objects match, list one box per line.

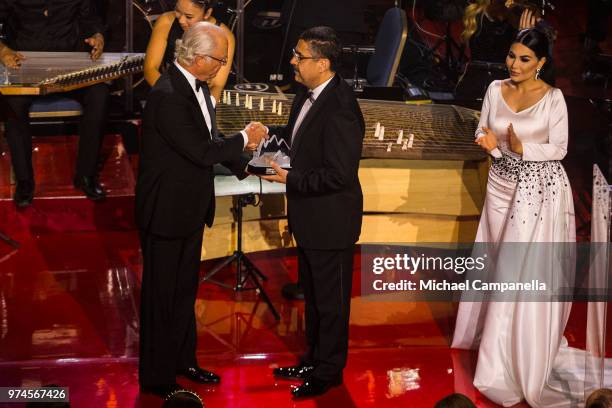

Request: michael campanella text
left=372, top=279, right=547, bottom=292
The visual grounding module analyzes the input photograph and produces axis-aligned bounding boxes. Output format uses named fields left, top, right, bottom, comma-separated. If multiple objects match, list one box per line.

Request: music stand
left=0, top=95, right=20, bottom=249
left=200, top=175, right=283, bottom=321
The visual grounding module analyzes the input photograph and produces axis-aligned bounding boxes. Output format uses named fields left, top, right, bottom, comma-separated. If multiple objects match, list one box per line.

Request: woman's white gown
left=451, top=80, right=582, bottom=407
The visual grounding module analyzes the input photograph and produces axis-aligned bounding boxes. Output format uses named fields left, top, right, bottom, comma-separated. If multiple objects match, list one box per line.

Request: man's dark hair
left=298, top=26, right=341, bottom=72
left=434, top=393, right=477, bottom=408
left=586, top=388, right=612, bottom=408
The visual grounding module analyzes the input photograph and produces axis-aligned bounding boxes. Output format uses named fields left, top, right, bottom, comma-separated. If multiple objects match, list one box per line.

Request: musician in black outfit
left=455, top=0, right=541, bottom=103
left=0, top=0, right=109, bottom=207
left=260, top=27, right=364, bottom=398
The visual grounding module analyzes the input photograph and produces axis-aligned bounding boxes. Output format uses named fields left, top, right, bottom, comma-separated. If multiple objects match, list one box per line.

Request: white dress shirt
left=175, top=61, right=248, bottom=147
left=291, top=75, right=335, bottom=142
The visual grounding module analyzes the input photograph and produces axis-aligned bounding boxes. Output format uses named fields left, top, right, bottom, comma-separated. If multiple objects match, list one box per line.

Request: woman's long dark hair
left=514, top=28, right=555, bottom=85
left=188, top=0, right=217, bottom=11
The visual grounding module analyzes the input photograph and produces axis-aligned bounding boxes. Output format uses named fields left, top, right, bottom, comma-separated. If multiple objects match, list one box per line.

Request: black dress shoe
left=281, top=282, right=304, bottom=301
left=139, top=382, right=183, bottom=398
left=73, top=175, right=106, bottom=201
left=273, top=364, right=315, bottom=380
left=291, top=375, right=343, bottom=398
left=177, top=366, right=220, bottom=384
left=14, top=180, right=34, bottom=208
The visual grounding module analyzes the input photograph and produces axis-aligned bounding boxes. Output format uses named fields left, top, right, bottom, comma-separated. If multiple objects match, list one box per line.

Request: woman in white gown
left=451, top=28, right=579, bottom=407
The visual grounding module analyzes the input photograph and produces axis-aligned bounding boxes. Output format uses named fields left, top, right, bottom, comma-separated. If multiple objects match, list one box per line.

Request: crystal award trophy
left=247, top=134, right=291, bottom=175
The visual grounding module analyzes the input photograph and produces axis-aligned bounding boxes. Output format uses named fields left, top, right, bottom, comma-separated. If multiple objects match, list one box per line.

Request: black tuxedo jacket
left=135, top=64, right=247, bottom=238
left=270, top=76, right=365, bottom=250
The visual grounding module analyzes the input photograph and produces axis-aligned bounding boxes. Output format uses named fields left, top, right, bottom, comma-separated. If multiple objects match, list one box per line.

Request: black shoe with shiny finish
left=139, top=382, right=183, bottom=398
left=291, top=375, right=343, bottom=398
left=73, top=175, right=106, bottom=201
left=14, top=180, right=34, bottom=208
left=273, top=364, right=315, bottom=380
left=177, top=366, right=221, bottom=384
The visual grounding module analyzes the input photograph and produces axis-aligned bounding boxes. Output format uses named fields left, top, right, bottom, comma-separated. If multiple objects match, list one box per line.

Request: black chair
left=366, top=7, right=409, bottom=87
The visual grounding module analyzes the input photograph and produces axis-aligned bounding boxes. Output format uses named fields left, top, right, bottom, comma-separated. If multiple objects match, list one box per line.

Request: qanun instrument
left=216, top=90, right=486, bottom=161
left=0, top=52, right=145, bottom=95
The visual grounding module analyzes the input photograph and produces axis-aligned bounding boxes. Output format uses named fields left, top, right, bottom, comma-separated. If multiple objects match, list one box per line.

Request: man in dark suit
left=135, top=22, right=267, bottom=397
left=260, top=26, right=365, bottom=398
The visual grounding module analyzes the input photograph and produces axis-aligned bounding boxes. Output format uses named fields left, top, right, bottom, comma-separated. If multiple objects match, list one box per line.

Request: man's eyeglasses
left=197, top=54, right=228, bottom=66
left=292, top=48, right=319, bottom=63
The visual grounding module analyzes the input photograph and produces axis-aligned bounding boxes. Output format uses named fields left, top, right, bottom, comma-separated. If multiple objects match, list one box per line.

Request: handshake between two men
left=241, top=121, right=289, bottom=184
left=242, top=121, right=269, bottom=152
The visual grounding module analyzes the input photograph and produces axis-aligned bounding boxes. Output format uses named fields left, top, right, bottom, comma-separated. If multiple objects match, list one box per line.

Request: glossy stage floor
left=0, top=133, right=610, bottom=408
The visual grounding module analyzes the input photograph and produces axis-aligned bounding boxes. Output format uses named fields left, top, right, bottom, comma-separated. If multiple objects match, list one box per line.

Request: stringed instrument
left=216, top=89, right=485, bottom=161
left=0, top=52, right=144, bottom=96
left=504, top=0, right=555, bottom=16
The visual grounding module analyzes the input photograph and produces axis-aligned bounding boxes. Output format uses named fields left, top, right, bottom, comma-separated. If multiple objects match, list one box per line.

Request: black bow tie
left=195, top=79, right=207, bottom=93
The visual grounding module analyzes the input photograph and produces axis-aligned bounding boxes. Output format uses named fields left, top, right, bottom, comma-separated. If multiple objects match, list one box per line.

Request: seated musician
left=0, top=0, right=109, bottom=208
left=144, top=0, right=234, bottom=102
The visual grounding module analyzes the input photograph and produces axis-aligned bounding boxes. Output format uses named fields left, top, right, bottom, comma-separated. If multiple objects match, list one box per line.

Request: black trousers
left=298, top=245, right=354, bottom=380
left=138, top=227, right=204, bottom=387
left=4, top=83, right=109, bottom=182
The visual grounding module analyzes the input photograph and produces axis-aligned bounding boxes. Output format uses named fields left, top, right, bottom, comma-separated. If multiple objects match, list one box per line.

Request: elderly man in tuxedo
left=135, top=22, right=267, bottom=397
left=260, top=26, right=365, bottom=398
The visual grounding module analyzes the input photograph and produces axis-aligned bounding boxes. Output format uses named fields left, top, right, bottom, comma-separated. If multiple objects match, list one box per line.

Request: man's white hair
left=174, top=22, right=222, bottom=66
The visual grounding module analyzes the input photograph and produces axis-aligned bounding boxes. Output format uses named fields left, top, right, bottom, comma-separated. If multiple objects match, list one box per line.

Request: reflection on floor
left=0, top=227, right=525, bottom=408
left=0, top=134, right=609, bottom=407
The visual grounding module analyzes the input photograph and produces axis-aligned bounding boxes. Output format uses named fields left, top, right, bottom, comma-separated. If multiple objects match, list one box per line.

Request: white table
left=214, top=175, right=286, bottom=196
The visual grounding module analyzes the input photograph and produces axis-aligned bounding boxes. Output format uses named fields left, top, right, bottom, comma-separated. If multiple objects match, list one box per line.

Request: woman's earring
left=535, top=67, right=541, bottom=80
